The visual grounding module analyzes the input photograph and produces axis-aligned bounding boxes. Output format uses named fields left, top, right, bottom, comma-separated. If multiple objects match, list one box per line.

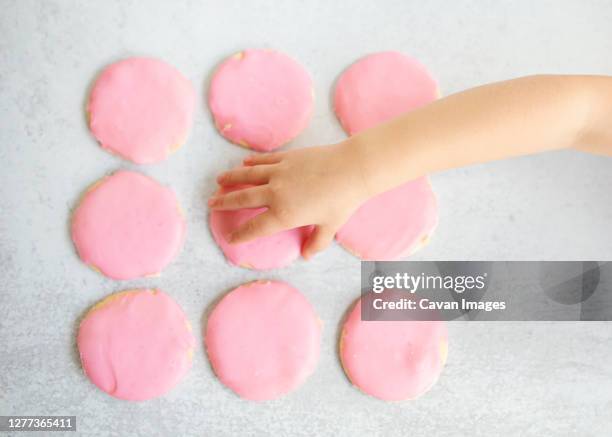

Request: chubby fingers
left=208, top=185, right=268, bottom=210
left=217, top=164, right=273, bottom=186
left=243, top=152, right=284, bottom=166
left=229, top=211, right=283, bottom=244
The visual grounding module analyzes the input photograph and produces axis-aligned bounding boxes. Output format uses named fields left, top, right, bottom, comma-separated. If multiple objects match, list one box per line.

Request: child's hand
left=209, top=75, right=612, bottom=260
left=208, top=142, right=369, bottom=259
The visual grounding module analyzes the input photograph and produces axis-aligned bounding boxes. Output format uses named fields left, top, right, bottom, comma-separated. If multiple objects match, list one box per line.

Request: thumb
left=302, top=225, right=336, bottom=260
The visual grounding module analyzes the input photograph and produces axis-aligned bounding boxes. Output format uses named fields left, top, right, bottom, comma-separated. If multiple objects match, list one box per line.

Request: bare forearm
left=211, top=75, right=611, bottom=256
left=348, top=75, right=612, bottom=196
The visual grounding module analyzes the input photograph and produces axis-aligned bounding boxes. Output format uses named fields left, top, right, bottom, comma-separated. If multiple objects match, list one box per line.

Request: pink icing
left=71, top=171, right=186, bottom=280
left=334, top=51, right=438, bottom=135
left=209, top=185, right=313, bottom=270
left=334, top=52, right=439, bottom=260
left=209, top=49, right=313, bottom=151
left=88, top=57, right=196, bottom=164
left=336, top=179, right=438, bottom=260
left=77, top=289, right=195, bottom=401
left=340, top=298, right=448, bottom=401
left=205, top=281, right=321, bottom=401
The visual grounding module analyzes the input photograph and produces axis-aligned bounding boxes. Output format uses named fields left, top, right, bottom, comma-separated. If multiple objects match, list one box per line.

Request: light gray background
left=1, top=1, right=611, bottom=436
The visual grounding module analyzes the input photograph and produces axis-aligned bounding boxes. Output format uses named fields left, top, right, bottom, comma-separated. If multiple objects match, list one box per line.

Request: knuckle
left=244, top=167, right=255, bottom=179
left=235, top=222, right=252, bottom=239
left=276, top=160, right=290, bottom=172
left=242, top=220, right=255, bottom=233
left=235, top=191, right=250, bottom=206
left=273, top=206, right=293, bottom=226
left=268, top=178, right=281, bottom=191
left=231, top=170, right=243, bottom=182
left=268, top=180, right=286, bottom=198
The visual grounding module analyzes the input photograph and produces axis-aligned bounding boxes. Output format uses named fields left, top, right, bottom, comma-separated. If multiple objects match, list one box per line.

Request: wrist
left=341, top=130, right=420, bottom=198
left=579, top=76, right=612, bottom=153
left=330, top=139, right=372, bottom=205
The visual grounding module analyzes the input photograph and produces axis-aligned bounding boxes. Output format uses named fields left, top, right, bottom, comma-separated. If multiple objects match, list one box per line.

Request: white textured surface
left=1, top=1, right=612, bottom=436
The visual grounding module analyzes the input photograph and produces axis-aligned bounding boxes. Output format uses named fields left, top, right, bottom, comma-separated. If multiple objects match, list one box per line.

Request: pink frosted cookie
left=334, top=51, right=438, bottom=134
left=336, top=179, right=438, bottom=260
left=334, top=52, right=439, bottom=260
left=88, top=57, right=195, bottom=164
left=72, top=171, right=186, bottom=280
left=340, top=298, right=448, bottom=401
left=209, top=49, right=314, bottom=151
left=77, top=289, right=195, bottom=401
left=209, top=185, right=313, bottom=270
left=205, top=281, right=321, bottom=401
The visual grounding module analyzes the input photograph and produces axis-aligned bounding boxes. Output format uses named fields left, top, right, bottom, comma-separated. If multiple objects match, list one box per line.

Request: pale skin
left=208, top=75, right=612, bottom=258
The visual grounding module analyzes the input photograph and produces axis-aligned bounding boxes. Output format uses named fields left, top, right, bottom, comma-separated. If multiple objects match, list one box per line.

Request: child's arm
left=209, top=75, right=612, bottom=258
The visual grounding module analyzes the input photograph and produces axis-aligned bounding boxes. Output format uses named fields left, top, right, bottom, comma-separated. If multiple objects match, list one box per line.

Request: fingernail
left=228, top=232, right=237, bottom=243
left=208, top=197, right=218, bottom=207
left=216, top=174, right=225, bottom=183
left=243, top=156, right=253, bottom=164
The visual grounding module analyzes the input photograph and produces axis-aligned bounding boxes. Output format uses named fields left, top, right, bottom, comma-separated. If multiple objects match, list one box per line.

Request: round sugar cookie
left=336, top=179, right=438, bottom=260
left=209, top=185, right=313, bottom=270
left=88, top=57, right=195, bottom=164
left=333, top=52, right=439, bottom=260
left=334, top=51, right=438, bottom=134
left=71, top=170, right=186, bottom=280
left=209, top=49, right=314, bottom=151
left=340, top=298, right=448, bottom=401
left=77, top=289, right=195, bottom=401
left=205, top=280, right=321, bottom=401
